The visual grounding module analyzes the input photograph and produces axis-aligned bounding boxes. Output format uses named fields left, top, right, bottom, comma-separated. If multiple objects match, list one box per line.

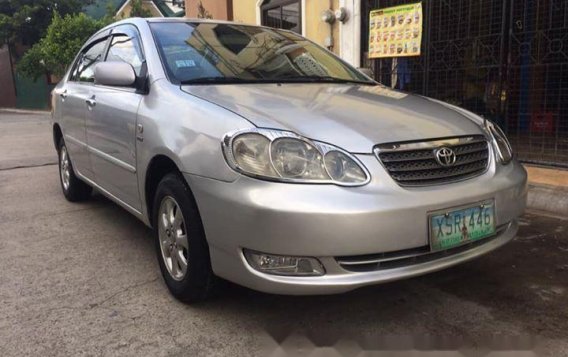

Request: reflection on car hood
left=181, top=83, right=484, bottom=153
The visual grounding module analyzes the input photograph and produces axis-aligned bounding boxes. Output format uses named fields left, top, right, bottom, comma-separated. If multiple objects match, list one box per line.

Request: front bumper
left=184, top=156, right=527, bottom=295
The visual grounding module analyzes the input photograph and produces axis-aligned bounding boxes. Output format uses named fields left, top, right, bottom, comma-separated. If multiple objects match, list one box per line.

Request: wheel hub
left=158, top=196, right=189, bottom=281
left=59, top=146, right=71, bottom=191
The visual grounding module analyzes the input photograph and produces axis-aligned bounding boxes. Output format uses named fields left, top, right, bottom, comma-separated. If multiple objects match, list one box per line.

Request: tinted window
left=149, top=22, right=373, bottom=85
left=262, top=0, right=301, bottom=34
left=212, top=26, right=251, bottom=55
left=106, top=34, right=144, bottom=76
left=71, top=40, right=108, bottom=83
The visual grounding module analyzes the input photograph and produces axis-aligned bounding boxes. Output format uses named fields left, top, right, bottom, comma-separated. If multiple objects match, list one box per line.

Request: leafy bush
left=130, top=0, right=153, bottom=18
left=0, top=0, right=90, bottom=46
left=18, top=12, right=110, bottom=80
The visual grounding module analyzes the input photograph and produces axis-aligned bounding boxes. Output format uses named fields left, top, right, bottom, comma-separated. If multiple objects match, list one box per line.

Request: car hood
left=181, top=83, right=484, bottom=153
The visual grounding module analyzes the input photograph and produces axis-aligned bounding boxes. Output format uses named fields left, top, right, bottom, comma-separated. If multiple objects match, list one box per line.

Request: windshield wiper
left=179, top=77, right=266, bottom=85
left=180, top=76, right=376, bottom=85
left=274, top=75, right=375, bottom=85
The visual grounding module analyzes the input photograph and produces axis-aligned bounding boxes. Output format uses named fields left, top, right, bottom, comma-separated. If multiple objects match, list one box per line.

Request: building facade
left=361, top=0, right=568, bottom=168
left=188, top=0, right=343, bottom=56
left=188, top=0, right=568, bottom=168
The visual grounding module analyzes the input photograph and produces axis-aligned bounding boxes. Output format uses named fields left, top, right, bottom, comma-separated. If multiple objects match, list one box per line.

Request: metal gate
left=362, top=0, right=568, bottom=167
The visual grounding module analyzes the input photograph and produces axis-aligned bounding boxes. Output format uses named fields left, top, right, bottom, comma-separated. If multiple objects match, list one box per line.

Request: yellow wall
left=304, top=0, right=340, bottom=54
left=232, top=0, right=257, bottom=25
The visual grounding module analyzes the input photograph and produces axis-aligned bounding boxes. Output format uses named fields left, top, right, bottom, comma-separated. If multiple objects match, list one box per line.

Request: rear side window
left=106, top=34, right=144, bottom=76
left=70, top=40, right=108, bottom=83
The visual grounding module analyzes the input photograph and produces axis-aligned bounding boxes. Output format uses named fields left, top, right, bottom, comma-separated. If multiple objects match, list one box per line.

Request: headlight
left=486, top=122, right=513, bottom=164
left=223, top=129, right=370, bottom=186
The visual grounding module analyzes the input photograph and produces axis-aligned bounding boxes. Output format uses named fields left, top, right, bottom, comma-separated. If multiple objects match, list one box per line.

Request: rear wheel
left=58, top=139, right=92, bottom=202
left=153, top=173, right=216, bottom=303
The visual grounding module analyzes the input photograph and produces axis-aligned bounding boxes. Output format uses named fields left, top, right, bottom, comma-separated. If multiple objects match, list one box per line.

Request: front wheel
left=58, top=139, right=92, bottom=202
left=153, top=173, right=216, bottom=303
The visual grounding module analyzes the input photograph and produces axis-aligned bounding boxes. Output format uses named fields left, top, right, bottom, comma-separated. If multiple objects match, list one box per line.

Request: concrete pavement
left=0, top=111, right=57, bottom=170
left=0, top=111, right=567, bottom=356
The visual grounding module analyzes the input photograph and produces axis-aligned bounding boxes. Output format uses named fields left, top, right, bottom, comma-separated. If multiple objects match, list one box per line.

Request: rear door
left=86, top=25, right=145, bottom=211
left=59, top=38, right=109, bottom=179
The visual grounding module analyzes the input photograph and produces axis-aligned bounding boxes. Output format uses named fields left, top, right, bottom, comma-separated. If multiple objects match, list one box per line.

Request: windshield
left=149, top=22, right=375, bottom=85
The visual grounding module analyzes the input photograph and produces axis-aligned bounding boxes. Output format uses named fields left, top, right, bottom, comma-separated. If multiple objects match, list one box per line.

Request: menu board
left=368, top=3, right=423, bottom=59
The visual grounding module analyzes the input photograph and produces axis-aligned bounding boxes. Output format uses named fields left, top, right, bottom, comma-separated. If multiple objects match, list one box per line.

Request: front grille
left=336, top=223, right=509, bottom=273
left=375, top=136, right=490, bottom=186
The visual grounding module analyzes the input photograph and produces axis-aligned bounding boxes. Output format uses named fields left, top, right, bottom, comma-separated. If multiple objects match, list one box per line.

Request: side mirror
left=94, top=61, right=136, bottom=87
left=357, top=67, right=374, bottom=78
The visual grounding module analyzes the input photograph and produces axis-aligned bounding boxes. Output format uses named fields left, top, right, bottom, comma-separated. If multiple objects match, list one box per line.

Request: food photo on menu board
left=369, top=2, right=423, bottom=59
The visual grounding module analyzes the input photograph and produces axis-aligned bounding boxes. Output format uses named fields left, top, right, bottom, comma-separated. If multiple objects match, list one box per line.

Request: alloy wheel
left=60, top=146, right=71, bottom=191
left=158, top=196, right=189, bottom=281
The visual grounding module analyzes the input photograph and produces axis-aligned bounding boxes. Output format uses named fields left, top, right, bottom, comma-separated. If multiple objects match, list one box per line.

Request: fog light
left=244, top=250, right=325, bottom=276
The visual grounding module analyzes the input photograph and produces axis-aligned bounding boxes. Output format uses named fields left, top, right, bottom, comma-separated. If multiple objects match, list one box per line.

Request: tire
left=58, top=138, right=92, bottom=202
left=153, top=173, right=216, bottom=303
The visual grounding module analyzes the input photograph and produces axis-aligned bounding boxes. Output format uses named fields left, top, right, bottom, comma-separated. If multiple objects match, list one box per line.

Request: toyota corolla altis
left=51, top=18, right=527, bottom=302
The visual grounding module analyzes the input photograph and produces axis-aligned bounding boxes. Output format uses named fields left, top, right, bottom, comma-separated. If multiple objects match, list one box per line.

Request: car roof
left=145, top=17, right=237, bottom=25
left=90, top=17, right=293, bottom=48
left=95, top=17, right=270, bottom=36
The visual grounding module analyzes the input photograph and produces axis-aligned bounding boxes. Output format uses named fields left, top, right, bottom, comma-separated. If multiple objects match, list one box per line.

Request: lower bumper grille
left=375, top=135, right=490, bottom=186
left=336, top=224, right=509, bottom=273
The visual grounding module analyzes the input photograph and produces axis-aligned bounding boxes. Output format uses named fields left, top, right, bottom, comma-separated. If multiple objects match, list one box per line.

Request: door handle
left=86, top=96, right=96, bottom=108
left=136, top=124, right=144, bottom=142
left=60, top=90, right=68, bottom=100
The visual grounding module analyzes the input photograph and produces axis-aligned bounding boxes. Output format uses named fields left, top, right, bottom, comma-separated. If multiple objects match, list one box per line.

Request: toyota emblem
left=434, top=147, right=457, bottom=167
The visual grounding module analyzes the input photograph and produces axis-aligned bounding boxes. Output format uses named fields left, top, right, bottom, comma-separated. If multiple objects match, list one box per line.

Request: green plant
left=130, top=0, right=153, bottom=18
left=18, top=12, right=110, bottom=80
left=0, top=0, right=91, bottom=46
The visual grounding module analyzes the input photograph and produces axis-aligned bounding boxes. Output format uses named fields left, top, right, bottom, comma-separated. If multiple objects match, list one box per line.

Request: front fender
left=135, top=80, right=253, bottom=221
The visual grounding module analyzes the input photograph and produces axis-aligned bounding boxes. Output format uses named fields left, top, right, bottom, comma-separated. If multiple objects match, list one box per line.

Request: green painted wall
left=14, top=72, right=53, bottom=110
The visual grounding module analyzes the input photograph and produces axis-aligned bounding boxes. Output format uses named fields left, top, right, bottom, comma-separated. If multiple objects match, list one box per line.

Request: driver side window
left=70, top=39, right=108, bottom=83
left=106, top=33, right=144, bottom=76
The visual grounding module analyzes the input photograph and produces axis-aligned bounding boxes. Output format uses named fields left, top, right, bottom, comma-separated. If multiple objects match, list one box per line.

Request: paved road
left=0, top=111, right=567, bottom=356
left=0, top=111, right=57, bottom=170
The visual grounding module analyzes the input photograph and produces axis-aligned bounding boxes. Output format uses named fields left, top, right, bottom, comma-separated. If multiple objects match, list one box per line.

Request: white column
left=255, top=0, right=263, bottom=25
left=339, top=0, right=362, bottom=67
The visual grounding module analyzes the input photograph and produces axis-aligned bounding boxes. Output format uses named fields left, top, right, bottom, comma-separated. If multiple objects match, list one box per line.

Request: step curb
left=0, top=108, right=50, bottom=115
left=527, top=183, right=568, bottom=218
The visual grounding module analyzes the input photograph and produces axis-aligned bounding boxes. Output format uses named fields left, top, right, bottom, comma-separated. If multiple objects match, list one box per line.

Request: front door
left=59, top=81, right=92, bottom=178
left=60, top=38, right=109, bottom=179
left=86, top=25, right=146, bottom=211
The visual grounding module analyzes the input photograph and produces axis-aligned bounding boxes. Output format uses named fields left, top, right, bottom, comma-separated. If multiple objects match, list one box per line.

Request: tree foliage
left=130, top=0, right=153, bottom=18
left=18, top=12, right=110, bottom=80
left=0, top=0, right=91, bottom=46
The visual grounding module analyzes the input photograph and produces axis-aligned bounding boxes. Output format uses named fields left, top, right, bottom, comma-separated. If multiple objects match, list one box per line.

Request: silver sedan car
left=51, top=18, right=527, bottom=302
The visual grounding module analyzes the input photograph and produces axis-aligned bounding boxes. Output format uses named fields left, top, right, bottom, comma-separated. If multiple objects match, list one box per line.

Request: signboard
left=368, top=3, right=423, bottom=59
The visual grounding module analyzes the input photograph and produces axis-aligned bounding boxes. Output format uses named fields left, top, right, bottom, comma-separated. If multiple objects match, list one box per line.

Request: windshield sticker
left=175, top=59, right=196, bottom=68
